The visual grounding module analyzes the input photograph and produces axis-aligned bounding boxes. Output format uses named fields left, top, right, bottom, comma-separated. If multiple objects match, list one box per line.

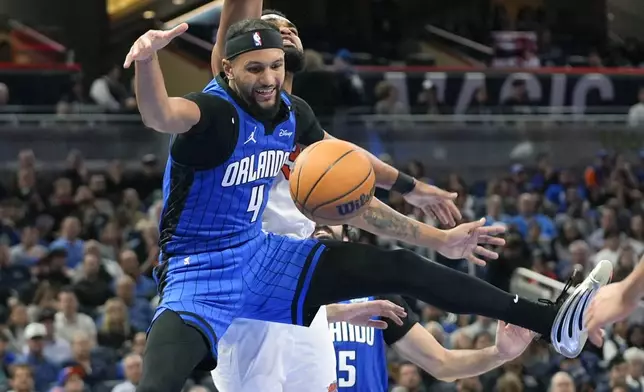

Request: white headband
left=261, top=13, right=294, bottom=26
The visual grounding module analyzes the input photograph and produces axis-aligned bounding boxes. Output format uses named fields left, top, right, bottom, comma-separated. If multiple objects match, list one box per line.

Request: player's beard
left=284, top=46, right=305, bottom=74
left=235, top=82, right=283, bottom=119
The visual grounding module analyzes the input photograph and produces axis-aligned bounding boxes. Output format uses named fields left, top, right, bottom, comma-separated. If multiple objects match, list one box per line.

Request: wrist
left=622, top=276, right=642, bottom=303
left=325, top=304, right=345, bottom=323
left=136, top=53, right=156, bottom=65
left=392, top=171, right=416, bottom=195
left=490, top=345, right=512, bottom=361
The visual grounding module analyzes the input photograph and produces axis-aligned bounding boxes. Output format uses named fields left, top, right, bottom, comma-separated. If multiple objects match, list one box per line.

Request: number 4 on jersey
left=247, top=184, right=265, bottom=222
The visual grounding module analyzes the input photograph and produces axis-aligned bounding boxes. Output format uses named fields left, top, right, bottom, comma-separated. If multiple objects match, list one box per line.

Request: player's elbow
left=423, top=349, right=455, bottom=382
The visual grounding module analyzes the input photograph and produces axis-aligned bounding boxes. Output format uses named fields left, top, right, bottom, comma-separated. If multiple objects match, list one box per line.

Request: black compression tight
left=304, top=240, right=556, bottom=336
left=136, top=311, right=211, bottom=392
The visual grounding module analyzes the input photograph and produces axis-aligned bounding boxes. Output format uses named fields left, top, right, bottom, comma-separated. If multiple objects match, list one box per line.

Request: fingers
left=123, top=49, right=134, bottom=68
left=588, top=328, right=604, bottom=347
left=430, top=185, right=458, bottom=200
left=466, top=254, right=487, bottom=267
left=367, top=320, right=390, bottom=330
left=479, top=225, right=507, bottom=236
left=474, top=245, right=499, bottom=260
left=430, top=205, right=451, bottom=227
left=477, top=235, right=506, bottom=246
left=163, top=23, right=189, bottom=40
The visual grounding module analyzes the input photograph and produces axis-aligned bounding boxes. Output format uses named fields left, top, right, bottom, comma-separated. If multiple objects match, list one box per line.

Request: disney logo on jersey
left=280, top=145, right=301, bottom=180
left=278, top=129, right=293, bottom=137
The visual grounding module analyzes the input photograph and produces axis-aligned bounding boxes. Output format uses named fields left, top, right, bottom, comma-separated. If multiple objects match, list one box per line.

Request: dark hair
left=261, top=9, right=288, bottom=18
left=609, top=354, right=626, bottom=369
left=225, top=19, right=279, bottom=42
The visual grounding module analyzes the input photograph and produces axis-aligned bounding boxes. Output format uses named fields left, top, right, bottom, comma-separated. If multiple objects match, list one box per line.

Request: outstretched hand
left=494, top=321, right=536, bottom=360
left=585, top=281, right=639, bottom=331
left=327, top=300, right=408, bottom=330
left=438, top=218, right=506, bottom=266
left=403, top=182, right=462, bottom=227
left=124, top=23, right=189, bottom=68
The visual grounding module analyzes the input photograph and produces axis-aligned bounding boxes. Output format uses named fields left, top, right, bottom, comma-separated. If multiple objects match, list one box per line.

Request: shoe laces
left=538, top=269, right=577, bottom=308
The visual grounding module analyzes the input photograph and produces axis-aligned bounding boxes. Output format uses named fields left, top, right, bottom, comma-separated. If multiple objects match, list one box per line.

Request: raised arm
left=211, top=0, right=263, bottom=75
left=124, top=24, right=201, bottom=134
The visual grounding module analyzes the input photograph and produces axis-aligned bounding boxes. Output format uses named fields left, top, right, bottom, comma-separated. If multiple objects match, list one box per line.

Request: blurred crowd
left=0, top=140, right=644, bottom=392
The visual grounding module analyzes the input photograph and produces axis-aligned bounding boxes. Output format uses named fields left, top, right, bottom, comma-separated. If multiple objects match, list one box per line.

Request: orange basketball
left=289, top=139, right=375, bottom=225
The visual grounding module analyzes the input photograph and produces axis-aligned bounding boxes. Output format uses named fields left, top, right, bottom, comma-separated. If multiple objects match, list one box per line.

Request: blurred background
left=1, top=0, right=644, bottom=391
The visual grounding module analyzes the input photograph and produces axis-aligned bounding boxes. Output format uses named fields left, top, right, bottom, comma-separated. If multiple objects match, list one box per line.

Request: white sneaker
left=550, top=259, right=613, bottom=358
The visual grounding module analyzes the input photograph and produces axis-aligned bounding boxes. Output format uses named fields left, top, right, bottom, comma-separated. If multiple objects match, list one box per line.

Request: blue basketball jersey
left=330, top=297, right=388, bottom=392
left=160, top=78, right=297, bottom=255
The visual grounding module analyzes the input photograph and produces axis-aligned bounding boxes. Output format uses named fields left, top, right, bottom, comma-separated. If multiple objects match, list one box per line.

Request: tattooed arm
left=348, top=197, right=447, bottom=250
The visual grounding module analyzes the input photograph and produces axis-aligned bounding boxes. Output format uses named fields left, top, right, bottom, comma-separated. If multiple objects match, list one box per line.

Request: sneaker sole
left=550, top=259, right=613, bottom=358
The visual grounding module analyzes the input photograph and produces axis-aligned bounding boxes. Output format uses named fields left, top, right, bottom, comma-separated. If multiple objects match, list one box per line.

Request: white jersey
left=262, top=145, right=316, bottom=239
left=212, top=147, right=337, bottom=391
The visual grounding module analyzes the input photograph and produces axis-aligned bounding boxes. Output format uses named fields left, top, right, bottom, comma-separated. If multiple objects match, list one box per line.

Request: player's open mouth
left=254, top=87, right=276, bottom=101
left=282, top=37, right=295, bottom=47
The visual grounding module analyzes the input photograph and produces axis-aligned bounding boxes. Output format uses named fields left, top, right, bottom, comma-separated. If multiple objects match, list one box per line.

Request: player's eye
left=247, top=66, right=263, bottom=74
left=271, top=62, right=283, bottom=70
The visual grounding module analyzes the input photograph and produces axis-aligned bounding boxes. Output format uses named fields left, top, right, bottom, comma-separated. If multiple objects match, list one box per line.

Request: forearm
left=325, top=304, right=345, bottom=323
left=135, top=55, right=173, bottom=128
left=624, top=260, right=644, bottom=301
left=348, top=197, right=446, bottom=249
left=211, top=0, right=262, bottom=75
left=430, top=347, right=507, bottom=382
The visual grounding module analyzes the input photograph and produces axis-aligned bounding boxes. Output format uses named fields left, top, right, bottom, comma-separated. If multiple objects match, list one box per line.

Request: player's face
left=264, top=18, right=305, bottom=73
left=224, top=48, right=285, bottom=116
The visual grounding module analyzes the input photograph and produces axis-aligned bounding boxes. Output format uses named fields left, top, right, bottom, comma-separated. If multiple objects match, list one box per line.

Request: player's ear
left=222, top=59, right=234, bottom=80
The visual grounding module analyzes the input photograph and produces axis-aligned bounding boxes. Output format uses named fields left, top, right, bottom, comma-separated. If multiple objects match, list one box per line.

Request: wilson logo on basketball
left=280, top=145, right=301, bottom=180
left=336, top=190, right=373, bottom=216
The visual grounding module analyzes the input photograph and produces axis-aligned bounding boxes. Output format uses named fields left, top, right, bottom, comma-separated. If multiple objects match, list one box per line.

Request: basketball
left=289, top=139, right=376, bottom=225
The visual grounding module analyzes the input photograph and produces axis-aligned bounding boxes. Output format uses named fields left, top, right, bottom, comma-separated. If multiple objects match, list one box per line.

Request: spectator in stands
left=623, top=347, right=644, bottom=390
left=292, top=49, right=341, bottom=117
left=61, top=332, right=113, bottom=387
left=8, top=364, right=36, bottom=392
left=117, top=250, right=155, bottom=300
left=628, top=87, right=644, bottom=128
left=501, top=79, right=534, bottom=114
left=507, top=193, right=556, bottom=240
left=593, top=229, right=622, bottom=266
left=0, top=244, right=31, bottom=295
left=391, top=362, right=425, bottom=392
left=374, top=81, right=408, bottom=115
left=0, top=83, right=8, bottom=106
left=89, top=65, right=136, bottom=112
left=50, top=217, right=84, bottom=269
left=96, top=298, right=133, bottom=352
left=10, top=223, right=46, bottom=266
left=128, top=155, right=162, bottom=204
left=588, top=50, right=604, bottom=67
left=331, top=49, right=365, bottom=106
left=113, top=276, right=151, bottom=332
left=54, top=289, right=96, bottom=344
left=73, top=253, right=113, bottom=310
left=111, top=353, right=142, bottom=392
left=19, top=323, right=59, bottom=392
left=538, top=29, right=564, bottom=66
left=57, top=79, right=90, bottom=116
left=549, top=371, right=575, bottom=392
left=416, top=80, right=448, bottom=115
left=52, top=366, right=85, bottom=392
left=467, top=86, right=494, bottom=117
left=597, top=355, right=638, bottom=392
left=496, top=372, right=523, bottom=392
left=31, top=309, right=72, bottom=366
